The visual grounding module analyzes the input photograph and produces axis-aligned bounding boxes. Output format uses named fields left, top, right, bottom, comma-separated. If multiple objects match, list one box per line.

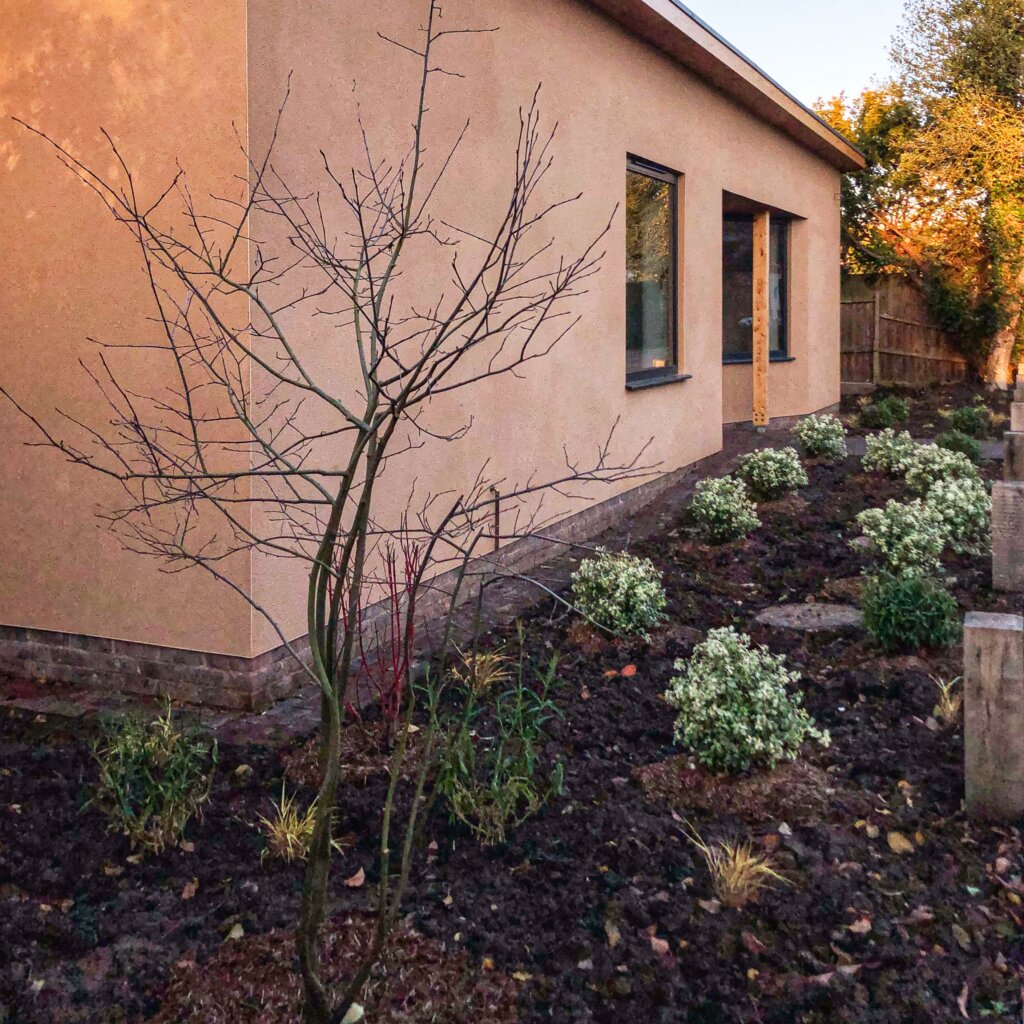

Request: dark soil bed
left=3, top=384, right=1024, bottom=1023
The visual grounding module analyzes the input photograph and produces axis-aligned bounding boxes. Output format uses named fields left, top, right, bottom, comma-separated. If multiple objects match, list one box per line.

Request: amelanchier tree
left=817, top=0, right=1024, bottom=386
left=4, top=5, right=653, bottom=1021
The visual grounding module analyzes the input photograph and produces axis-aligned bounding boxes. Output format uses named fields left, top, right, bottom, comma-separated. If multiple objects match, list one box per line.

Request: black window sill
left=722, top=354, right=796, bottom=366
left=625, top=372, right=693, bottom=392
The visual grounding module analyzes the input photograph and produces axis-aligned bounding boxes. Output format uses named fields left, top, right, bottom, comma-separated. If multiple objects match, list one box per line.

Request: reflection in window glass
left=626, top=162, right=677, bottom=379
left=722, top=214, right=788, bottom=361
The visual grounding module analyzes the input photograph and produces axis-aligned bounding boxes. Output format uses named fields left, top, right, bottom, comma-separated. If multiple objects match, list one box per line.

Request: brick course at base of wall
left=0, top=413, right=833, bottom=709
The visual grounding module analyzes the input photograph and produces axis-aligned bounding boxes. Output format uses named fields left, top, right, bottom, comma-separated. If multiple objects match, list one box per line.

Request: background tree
left=817, top=0, right=1024, bottom=385
left=4, top=5, right=652, bottom=1021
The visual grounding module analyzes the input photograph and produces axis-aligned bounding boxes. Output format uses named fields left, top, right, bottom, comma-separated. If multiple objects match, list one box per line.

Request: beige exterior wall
left=0, top=0, right=845, bottom=666
left=0, top=0, right=252, bottom=655
left=246, top=0, right=844, bottom=653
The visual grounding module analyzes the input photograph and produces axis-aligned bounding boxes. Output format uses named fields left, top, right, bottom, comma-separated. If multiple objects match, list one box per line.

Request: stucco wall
left=0, top=0, right=252, bottom=655
left=245, top=0, right=844, bottom=654
left=0, top=0, right=844, bottom=667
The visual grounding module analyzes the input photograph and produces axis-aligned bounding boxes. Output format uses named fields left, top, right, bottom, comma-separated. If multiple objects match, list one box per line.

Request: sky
left=684, top=0, right=905, bottom=108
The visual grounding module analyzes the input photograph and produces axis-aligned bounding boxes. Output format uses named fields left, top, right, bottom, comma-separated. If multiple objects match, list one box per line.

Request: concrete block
left=1006, top=432, right=1024, bottom=481
left=964, top=612, right=1024, bottom=821
left=1012, top=402, right=1024, bottom=433
left=992, top=481, right=1024, bottom=591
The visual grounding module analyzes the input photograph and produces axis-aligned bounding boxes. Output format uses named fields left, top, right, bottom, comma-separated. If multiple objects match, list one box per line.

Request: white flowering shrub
left=735, top=447, right=808, bottom=501
left=924, top=477, right=991, bottom=555
left=792, top=413, right=848, bottom=462
left=690, top=476, right=760, bottom=544
left=855, top=498, right=949, bottom=577
left=903, top=444, right=981, bottom=496
left=570, top=548, right=667, bottom=638
left=862, top=429, right=918, bottom=477
left=664, top=627, right=829, bottom=774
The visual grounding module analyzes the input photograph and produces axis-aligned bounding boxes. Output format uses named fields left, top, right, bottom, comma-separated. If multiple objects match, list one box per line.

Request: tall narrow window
left=722, top=214, right=788, bottom=362
left=626, top=157, right=678, bottom=382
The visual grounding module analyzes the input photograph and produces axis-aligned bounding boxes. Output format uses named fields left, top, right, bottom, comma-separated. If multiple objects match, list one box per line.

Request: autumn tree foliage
left=817, top=0, right=1024, bottom=385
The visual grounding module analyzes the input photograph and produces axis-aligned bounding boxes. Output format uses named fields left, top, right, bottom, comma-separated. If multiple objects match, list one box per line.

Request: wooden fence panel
left=841, top=277, right=968, bottom=386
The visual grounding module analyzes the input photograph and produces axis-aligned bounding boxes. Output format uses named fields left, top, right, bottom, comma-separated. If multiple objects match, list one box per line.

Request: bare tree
left=5, top=4, right=654, bottom=1021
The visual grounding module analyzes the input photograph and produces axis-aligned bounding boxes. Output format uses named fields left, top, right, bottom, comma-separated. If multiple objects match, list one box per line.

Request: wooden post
left=871, top=287, right=881, bottom=383
left=752, top=210, right=770, bottom=429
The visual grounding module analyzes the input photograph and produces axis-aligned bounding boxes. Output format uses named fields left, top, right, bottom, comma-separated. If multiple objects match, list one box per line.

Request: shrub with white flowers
left=690, top=476, right=760, bottom=544
left=924, top=477, right=991, bottom=555
left=862, top=429, right=918, bottom=477
left=664, top=627, right=829, bottom=774
left=570, top=547, right=667, bottom=638
left=903, top=444, right=981, bottom=496
left=855, top=498, right=949, bottom=577
left=792, top=413, right=848, bottom=462
left=735, top=447, right=808, bottom=501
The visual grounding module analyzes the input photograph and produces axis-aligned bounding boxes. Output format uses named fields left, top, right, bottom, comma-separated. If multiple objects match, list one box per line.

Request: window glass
left=722, top=215, right=788, bottom=361
left=626, top=162, right=677, bottom=379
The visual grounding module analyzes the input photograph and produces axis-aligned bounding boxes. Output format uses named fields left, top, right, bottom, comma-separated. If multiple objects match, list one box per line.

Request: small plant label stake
left=992, top=387, right=1024, bottom=591
left=963, top=612, right=1024, bottom=821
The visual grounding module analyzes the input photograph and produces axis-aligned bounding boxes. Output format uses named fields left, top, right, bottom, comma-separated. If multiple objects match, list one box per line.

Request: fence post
left=871, top=288, right=881, bottom=383
left=963, top=612, right=1024, bottom=820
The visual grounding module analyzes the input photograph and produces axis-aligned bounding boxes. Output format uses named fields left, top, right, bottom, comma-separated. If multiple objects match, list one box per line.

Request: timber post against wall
left=993, top=385, right=1024, bottom=591
left=963, top=612, right=1024, bottom=821
left=751, top=210, right=770, bottom=429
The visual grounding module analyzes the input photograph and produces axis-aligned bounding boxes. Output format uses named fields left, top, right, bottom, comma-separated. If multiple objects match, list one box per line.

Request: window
left=626, top=157, right=678, bottom=382
left=722, top=214, right=789, bottom=362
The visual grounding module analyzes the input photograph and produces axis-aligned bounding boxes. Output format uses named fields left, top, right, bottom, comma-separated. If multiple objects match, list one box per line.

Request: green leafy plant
left=860, top=572, right=960, bottom=653
left=570, top=547, right=667, bottom=639
left=92, top=703, right=217, bottom=855
left=946, top=401, right=991, bottom=438
left=792, top=413, right=848, bottom=461
left=436, top=640, right=563, bottom=846
left=936, top=428, right=982, bottom=464
left=859, top=394, right=910, bottom=429
left=924, top=477, right=991, bottom=555
left=903, top=443, right=981, bottom=495
left=690, top=476, right=761, bottom=544
left=862, top=428, right=918, bottom=476
left=855, top=498, right=950, bottom=577
left=736, top=446, right=808, bottom=501
left=664, top=626, right=828, bottom=774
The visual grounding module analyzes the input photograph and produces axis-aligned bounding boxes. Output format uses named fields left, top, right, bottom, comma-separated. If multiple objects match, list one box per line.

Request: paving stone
left=755, top=603, right=863, bottom=632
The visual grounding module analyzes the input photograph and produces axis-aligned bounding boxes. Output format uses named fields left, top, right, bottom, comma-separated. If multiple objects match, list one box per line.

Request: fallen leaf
left=621, top=664, right=637, bottom=678
left=512, top=971, right=533, bottom=982
left=603, top=670, right=618, bottom=679
left=865, top=823, right=880, bottom=839
left=698, top=898, right=722, bottom=914
left=341, top=1004, right=365, bottom=1024
left=344, top=867, right=365, bottom=888
left=848, top=916, right=872, bottom=935
left=481, top=957, right=494, bottom=971
left=951, top=923, right=972, bottom=951
left=957, top=980, right=969, bottom=1019
left=605, top=920, right=621, bottom=948
left=225, top=923, right=244, bottom=941
left=580, top=686, right=591, bottom=701
left=181, top=879, right=198, bottom=901
left=649, top=933, right=670, bottom=957
left=741, top=930, right=766, bottom=954
left=888, top=832, right=915, bottom=855
left=102, top=864, right=123, bottom=878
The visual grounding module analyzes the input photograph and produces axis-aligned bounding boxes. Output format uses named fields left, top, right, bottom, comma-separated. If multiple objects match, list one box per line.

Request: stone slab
left=1006, top=432, right=1024, bottom=482
left=1012, top=402, right=1024, bottom=433
left=755, top=603, right=863, bottom=632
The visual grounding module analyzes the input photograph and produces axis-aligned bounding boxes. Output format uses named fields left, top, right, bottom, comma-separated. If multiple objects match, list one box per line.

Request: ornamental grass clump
left=854, top=499, right=950, bottom=578
left=570, top=548, right=667, bottom=638
left=936, top=428, right=981, bottom=465
left=859, top=393, right=910, bottom=429
left=903, top=444, right=981, bottom=496
left=690, top=476, right=760, bottom=544
left=92, top=703, right=217, bottom=855
left=735, top=447, right=808, bottom=501
left=792, top=413, right=848, bottom=462
left=860, top=572, right=960, bottom=653
left=923, top=477, right=991, bottom=555
left=862, top=429, right=918, bottom=477
left=664, top=627, right=829, bottom=774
